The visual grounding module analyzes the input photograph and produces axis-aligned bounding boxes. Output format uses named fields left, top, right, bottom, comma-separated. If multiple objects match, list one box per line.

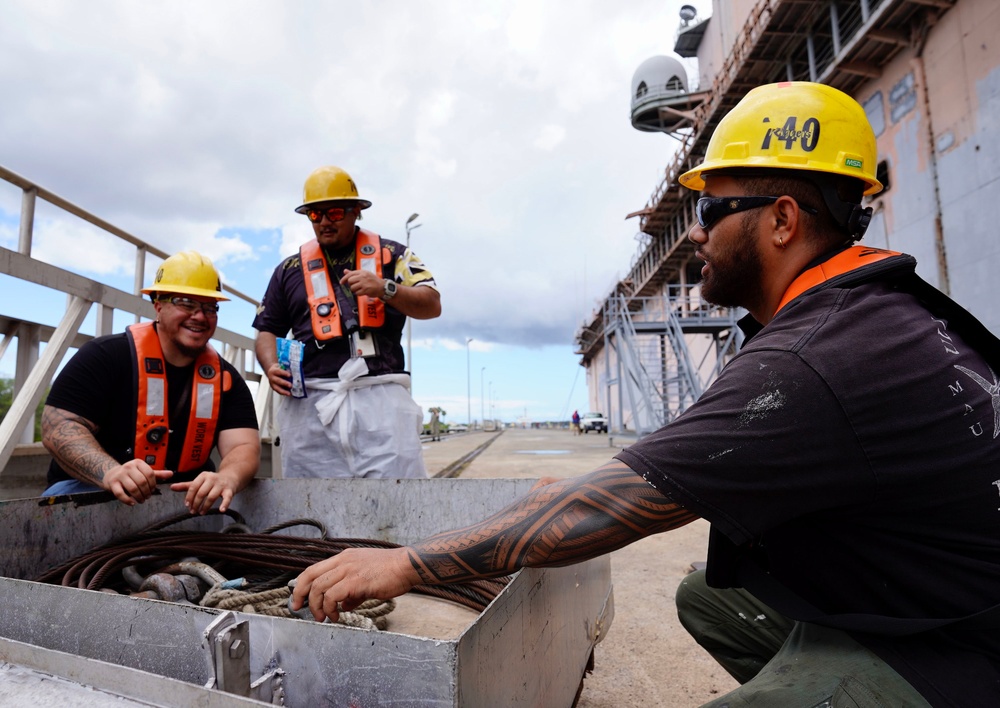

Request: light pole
left=466, top=337, right=473, bottom=426
left=404, top=213, right=421, bottom=372
left=480, top=366, right=485, bottom=429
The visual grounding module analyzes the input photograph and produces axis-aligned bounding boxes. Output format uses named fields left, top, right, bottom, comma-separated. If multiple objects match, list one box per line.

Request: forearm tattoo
left=41, top=406, right=114, bottom=487
left=408, top=460, right=696, bottom=584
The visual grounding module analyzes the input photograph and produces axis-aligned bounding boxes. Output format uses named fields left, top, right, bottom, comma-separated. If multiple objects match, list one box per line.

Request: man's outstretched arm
left=41, top=405, right=172, bottom=505
left=291, top=460, right=697, bottom=621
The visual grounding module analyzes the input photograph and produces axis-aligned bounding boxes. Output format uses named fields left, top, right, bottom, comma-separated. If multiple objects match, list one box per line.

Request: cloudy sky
left=0, top=0, right=711, bottom=423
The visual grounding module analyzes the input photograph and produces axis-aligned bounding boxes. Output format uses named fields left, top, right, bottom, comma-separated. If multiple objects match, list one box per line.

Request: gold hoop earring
left=778, top=236, right=785, bottom=249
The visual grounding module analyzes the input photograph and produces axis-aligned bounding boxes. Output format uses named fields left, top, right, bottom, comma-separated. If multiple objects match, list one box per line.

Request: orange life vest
left=128, top=321, right=225, bottom=472
left=774, top=246, right=903, bottom=316
left=300, top=229, right=390, bottom=341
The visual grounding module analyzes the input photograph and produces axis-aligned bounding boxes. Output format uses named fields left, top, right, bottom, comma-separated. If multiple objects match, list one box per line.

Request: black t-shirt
left=252, top=234, right=434, bottom=378
left=45, top=331, right=259, bottom=486
left=618, top=268, right=1000, bottom=705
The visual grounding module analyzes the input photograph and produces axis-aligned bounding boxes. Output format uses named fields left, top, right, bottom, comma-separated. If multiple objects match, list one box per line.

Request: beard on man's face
left=174, top=341, right=207, bottom=359
left=699, top=213, right=764, bottom=309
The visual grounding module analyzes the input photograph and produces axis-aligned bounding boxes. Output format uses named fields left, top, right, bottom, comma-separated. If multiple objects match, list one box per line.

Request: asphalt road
left=421, top=427, right=738, bottom=707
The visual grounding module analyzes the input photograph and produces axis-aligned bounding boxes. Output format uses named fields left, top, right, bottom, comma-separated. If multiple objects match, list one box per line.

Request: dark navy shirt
left=619, top=258, right=1000, bottom=706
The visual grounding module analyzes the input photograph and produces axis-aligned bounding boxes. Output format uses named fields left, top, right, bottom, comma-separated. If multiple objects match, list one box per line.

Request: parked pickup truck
left=580, top=412, right=608, bottom=434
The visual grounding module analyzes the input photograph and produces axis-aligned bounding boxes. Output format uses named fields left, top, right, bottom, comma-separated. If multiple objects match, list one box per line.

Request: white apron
left=276, top=358, right=427, bottom=479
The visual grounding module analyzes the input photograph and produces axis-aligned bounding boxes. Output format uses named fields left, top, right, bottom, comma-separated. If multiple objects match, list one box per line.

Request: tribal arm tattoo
left=408, top=459, right=698, bottom=584
left=41, top=405, right=117, bottom=488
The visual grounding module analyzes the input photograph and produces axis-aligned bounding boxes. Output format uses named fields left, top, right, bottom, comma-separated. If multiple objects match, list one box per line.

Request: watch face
left=384, top=280, right=397, bottom=298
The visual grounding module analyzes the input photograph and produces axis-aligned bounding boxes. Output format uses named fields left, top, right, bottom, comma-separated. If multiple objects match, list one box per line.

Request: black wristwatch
left=382, top=279, right=398, bottom=301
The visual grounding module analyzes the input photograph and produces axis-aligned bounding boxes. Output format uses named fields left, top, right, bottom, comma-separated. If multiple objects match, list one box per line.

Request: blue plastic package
left=276, top=338, right=307, bottom=398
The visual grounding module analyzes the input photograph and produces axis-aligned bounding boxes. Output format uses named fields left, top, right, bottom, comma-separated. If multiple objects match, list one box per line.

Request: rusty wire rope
left=34, top=509, right=509, bottom=618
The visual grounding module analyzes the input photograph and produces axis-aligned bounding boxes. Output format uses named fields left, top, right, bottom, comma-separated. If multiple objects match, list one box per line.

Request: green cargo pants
left=675, top=570, right=932, bottom=707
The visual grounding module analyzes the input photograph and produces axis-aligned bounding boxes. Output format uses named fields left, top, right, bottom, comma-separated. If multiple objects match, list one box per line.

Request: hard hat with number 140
left=679, top=82, right=883, bottom=196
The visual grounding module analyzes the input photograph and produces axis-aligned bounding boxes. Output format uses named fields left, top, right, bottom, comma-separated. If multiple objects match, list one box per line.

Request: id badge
left=350, top=330, right=379, bottom=359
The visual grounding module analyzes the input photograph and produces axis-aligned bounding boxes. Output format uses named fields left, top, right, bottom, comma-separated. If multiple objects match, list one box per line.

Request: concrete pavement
left=421, top=425, right=618, bottom=479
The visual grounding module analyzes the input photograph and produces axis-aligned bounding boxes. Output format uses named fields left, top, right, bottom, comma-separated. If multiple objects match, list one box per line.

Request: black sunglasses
left=696, top=196, right=818, bottom=230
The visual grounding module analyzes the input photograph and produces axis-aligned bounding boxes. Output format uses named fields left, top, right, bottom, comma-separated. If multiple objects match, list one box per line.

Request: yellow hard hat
left=679, top=82, right=883, bottom=196
left=141, top=251, right=229, bottom=301
left=295, top=166, right=372, bottom=213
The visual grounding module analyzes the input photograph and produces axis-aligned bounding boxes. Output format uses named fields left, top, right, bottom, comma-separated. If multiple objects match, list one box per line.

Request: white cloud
left=0, top=0, right=727, bottom=420
left=533, top=124, right=566, bottom=151
left=414, top=90, right=460, bottom=178
left=0, top=0, right=711, bottom=349
left=278, top=223, right=314, bottom=260
left=429, top=337, right=493, bottom=353
left=134, top=64, right=173, bottom=114
left=32, top=219, right=136, bottom=276
left=198, top=233, right=258, bottom=266
left=505, top=1, right=545, bottom=54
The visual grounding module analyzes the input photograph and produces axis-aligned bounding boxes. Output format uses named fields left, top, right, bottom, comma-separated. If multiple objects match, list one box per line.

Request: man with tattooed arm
left=293, top=83, right=1000, bottom=706
left=41, top=251, right=259, bottom=514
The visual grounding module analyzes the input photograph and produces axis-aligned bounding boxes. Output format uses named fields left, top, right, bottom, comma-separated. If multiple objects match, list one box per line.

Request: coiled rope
left=200, top=583, right=395, bottom=629
left=35, top=509, right=509, bottom=630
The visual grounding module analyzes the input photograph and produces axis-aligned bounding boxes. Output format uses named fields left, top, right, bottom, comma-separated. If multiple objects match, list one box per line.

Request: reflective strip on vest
left=310, top=271, right=330, bottom=299
left=773, top=246, right=903, bottom=316
left=299, top=228, right=386, bottom=341
left=145, top=378, right=165, bottom=416
left=128, top=321, right=223, bottom=473
left=196, top=383, right=215, bottom=418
